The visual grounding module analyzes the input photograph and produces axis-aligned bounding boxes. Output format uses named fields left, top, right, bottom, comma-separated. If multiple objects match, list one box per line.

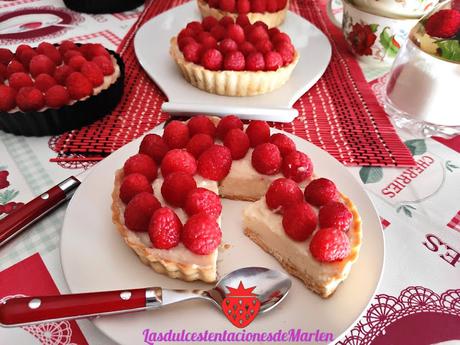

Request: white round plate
left=133, top=2, right=332, bottom=122
left=61, top=127, right=384, bottom=345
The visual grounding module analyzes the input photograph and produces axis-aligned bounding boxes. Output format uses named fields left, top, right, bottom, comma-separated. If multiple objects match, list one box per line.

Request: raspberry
left=209, top=0, right=220, bottom=7
left=224, top=128, right=250, bottom=159
left=202, top=16, right=219, bottom=31
left=68, top=55, right=87, bottom=71
left=161, top=149, right=197, bottom=177
left=246, top=52, right=265, bottom=71
left=178, top=27, right=194, bottom=42
left=246, top=120, right=270, bottom=147
left=0, top=64, right=6, bottom=81
left=265, top=178, right=303, bottom=211
left=282, top=202, right=318, bottom=241
left=425, top=9, right=460, bottom=38
left=34, top=73, right=57, bottom=92
left=252, top=143, right=281, bottom=175
left=268, top=27, right=280, bottom=38
left=223, top=51, right=245, bottom=70
left=220, top=16, right=235, bottom=27
left=58, top=40, right=77, bottom=55
left=282, top=150, right=313, bottom=182
left=16, top=46, right=36, bottom=66
left=179, top=36, right=197, bottom=50
left=318, top=201, right=353, bottom=232
left=264, top=51, right=283, bottom=71
left=163, top=120, right=190, bottom=149
left=139, top=134, right=169, bottom=164
left=236, top=14, right=250, bottom=27
left=272, top=32, right=291, bottom=44
left=247, top=25, right=270, bottom=43
left=310, top=228, right=351, bottom=262
left=304, top=178, right=338, bottom=207
left=37, top=42, right=62, bottom=65
left=8, top=72, right=33, bottom=90
left=119, top=173, right=153, bottom=204
left=269, top=133, right=295, bottom=157
left=0, top=85, right=17, bottom=112
left=218, top=38, right=238, bottom=54
left=29, top=54, right=56, bottom=77
left=80, top=43, right=110, bottom=60
left=0, top=48, right=13, bottom=65
left=161, top=171, right=197, bottom=207
left=210, top=25, right=226, bottom=41
left=216, top=115, right=244, bottom=139
left=201, top=48, right=223, bottom=70
left=226, top=24, right=245, bottom=43
left=251, top=0, right=267, bottom=12
left=182, top=42, right=203, bottom=63
left=7, top=60, right=26, bottom=77
left=237, top=0, right=250, bottom=13
left=219, top=0, right=235, bottom=11
left=80, top=61, right=104, bottom=87
left=266, top=0, right=278, bottom=12
left=16, top=87, right=45, bottom=112
left=275, top=41, right=295, bottom=65
left=44, top=85, right=70, bottom=109
left=53, top=65, right=74, bottom=85
left=197, top=32, right=217, bottom=49
left=277, top=0, right=288, bottom=10
left=123, top=153, right=158, bottom=182
left=184, top=187, right=222, bottom=218
left=63, top=50, right=83, bottom=64
left=239, top=41, right=256, bottom=56
left=182, top=213, right=222, bottom=255
left=92, top=56, right=115, bottom=75
left=255, top=40, right=273, bottom=54
left=198, top=145, right=232, bottom=180
left=187, top=116, right=216, bottom=137
left=66, top=72, right=93, bottom=100
left=124, top=192, right=161, bottom=232
left=186, top=133, right=214, bottom=159
left=149, top=207, right=182, bottom=249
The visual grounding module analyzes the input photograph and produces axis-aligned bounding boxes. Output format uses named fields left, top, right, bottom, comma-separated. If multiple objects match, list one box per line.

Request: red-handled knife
left=0, top=176, right=81, bottom=247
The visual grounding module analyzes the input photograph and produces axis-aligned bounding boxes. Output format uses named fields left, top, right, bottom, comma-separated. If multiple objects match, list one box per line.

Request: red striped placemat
left=49, top=0, right=415, bottom=168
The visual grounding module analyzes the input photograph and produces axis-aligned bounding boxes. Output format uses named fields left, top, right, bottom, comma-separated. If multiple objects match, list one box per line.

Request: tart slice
left=170, top=15, right=299, bottom=96
left=197, top=0, right=289, bottom=28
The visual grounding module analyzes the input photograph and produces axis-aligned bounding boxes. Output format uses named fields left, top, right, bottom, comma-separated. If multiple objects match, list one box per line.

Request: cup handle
left=326, top=0, right=342, bottom=28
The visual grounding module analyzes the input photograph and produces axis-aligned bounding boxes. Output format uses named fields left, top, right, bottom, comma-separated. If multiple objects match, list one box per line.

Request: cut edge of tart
left=197, top=0, right=288, bottom=28
left=170, top=37, right=299, bottom=97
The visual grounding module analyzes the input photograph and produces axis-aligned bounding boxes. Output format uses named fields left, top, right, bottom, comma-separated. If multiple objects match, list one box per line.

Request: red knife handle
left=0, top=176, right=80, bottom=247
left=0, top=287, right=163, bottom=327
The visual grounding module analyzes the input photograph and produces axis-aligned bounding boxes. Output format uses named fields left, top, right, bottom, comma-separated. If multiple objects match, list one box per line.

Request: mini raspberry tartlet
left=170, top=15, right=299, bottom=96
left=0, top=41, right=124, bottom=136
left=197, top=0, right=289, bottom=28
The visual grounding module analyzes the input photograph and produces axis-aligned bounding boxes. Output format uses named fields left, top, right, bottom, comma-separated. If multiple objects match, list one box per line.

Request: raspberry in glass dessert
left=0, top=40, right=124, bottom=136
left=111, top=116, right=362, bottom=297
left=170, top=15, right=299, bottom=96
left=197, top=0, right=289, bottom=28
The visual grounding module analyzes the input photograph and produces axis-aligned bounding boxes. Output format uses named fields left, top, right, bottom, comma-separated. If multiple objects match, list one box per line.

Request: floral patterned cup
left=350, top=0, right=438, bottom=18
left=327, top=0, right=419, bottom=65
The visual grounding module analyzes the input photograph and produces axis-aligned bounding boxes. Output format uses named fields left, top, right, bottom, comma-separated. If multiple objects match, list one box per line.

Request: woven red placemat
left=49, top=0, right=415, bottom=168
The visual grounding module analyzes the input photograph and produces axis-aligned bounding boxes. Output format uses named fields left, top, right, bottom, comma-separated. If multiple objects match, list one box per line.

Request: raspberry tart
left=111, top=116, right=362, bottom=297
left=170, top=15, right=299, bottom=96
left=197, top=0, right=289, bottom=28
left=0, top=41, right=124, bottom=136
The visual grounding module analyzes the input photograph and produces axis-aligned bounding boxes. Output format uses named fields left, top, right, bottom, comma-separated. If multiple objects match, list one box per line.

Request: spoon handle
left=0, top=287, right=163, bottom=327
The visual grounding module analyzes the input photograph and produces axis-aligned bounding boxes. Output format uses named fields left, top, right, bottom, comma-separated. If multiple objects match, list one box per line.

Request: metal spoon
left=0, top=267, right=291, bottom=327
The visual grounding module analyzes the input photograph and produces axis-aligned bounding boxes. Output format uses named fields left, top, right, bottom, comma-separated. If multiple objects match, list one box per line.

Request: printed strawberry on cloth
left=49, top=0, right=415, bottom=168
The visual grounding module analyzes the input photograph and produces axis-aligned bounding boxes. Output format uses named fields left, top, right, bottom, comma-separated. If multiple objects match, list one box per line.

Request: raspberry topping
left=282, top=150, right=314, bottom=182
left=237, top=0, right=250, bottom=13
left=161, top=149, right=197, bottom=177
left=29, top=54, right=56, bottom=77
left=216, top=115, right=244, bottom=139
left=149, top=207, right=182, bottom=249
left=7, top=60, right=26, bottom=77
left=183, top=41, right=203, bottom=63
left=247, top=25, right=269, bottom=44
left=68, top=55, right=87, bottom=70
left=218, top=38, right=239, bottom=54
left=123, top=153, right=158, bottom=182
left=318, top=201, right=353, bottom=232
left=139, top=134, right=169, bottom=164
left=187, top=116, right=216, bottom=137
left=226, top=24, right=245, bottom=43
left=309, top=228, right=351, bottom=262
left=161, top=171, right=197, bottom=207
left=220, top=16, right=234, bottom=27
left=186, top=133, right=214, bottom=159
left=201, top=48, right=223, bottom=70
left=0, top=85, right=17, bottom=112
left=425, top=9, right=460, bottom=38
left=267, top=0, right=278, bottom=12
left=210, top=25, right=226, bottom=41
left=246, top=120, right=270, bottom=147
left=63, top=50, right=83, bottom=64
left=269, top=133, right=296, bottom=157
left=275, top=41, right=295, bottom=64
left=8, top=72, right=34, bottom=90
left=184, top=187, right=222, bottom=218
left=246, top=52, right=265, bottom=71
left=236, top=14, right=251, bottom=27
left=66, top=72, right=93, bottom=100
left=219, top=0, right=236, bottom=11
left=53, top=65, right=74, bottom=85
left=251, top=0, right=267, bottom=12
left=37, top=42, right=62, bottom=65
left=34, top=73, right=57, bottom=92
left=202, top=16, right=219, bottom=31
left=304, top=178, right=338, bottom=207
left=264, top=51, right=283, bottom=70
left=179, top=36, right=198, bottom=50
left=119, top=173, right=153, bottom=204
left=197, top=32, right=217, bottom=49
left=44, top=85, right=70, bottom=109
left=239, top=41, right=257, bottom=56
left=92, top=56, right=115, bottom=76
left=265, top=178, right=303, bottom=212
left=223, top=51, right=245, bottom=70
left=282, top=202, right=318, bottom=241
left=255, top=39, right=273, bottom=54
left=198, top=144, right=232, bottom=180
left=163, top=120, right=190, bottom=149
left=16, top=46, right=37, bottom=66
left=251, top=143, right=281, bottom=175
left=124, top=192, right=161, bottom=232
left=224, top=128, right=250, bottom=159
left=58, top=40, right=77, bottom=54
left=0, top=48, right=13, bottom=65
left=81, top=61, right=104, bottom=87
left=16, top=87, right=45, bottom=112
left=182, top=213, right=222, bottom=255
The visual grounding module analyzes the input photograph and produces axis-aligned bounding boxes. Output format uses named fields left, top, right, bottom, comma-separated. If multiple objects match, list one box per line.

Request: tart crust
left=197, top=0, right=288, bottom=28
left=170, top=37, right=299, bottom=97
